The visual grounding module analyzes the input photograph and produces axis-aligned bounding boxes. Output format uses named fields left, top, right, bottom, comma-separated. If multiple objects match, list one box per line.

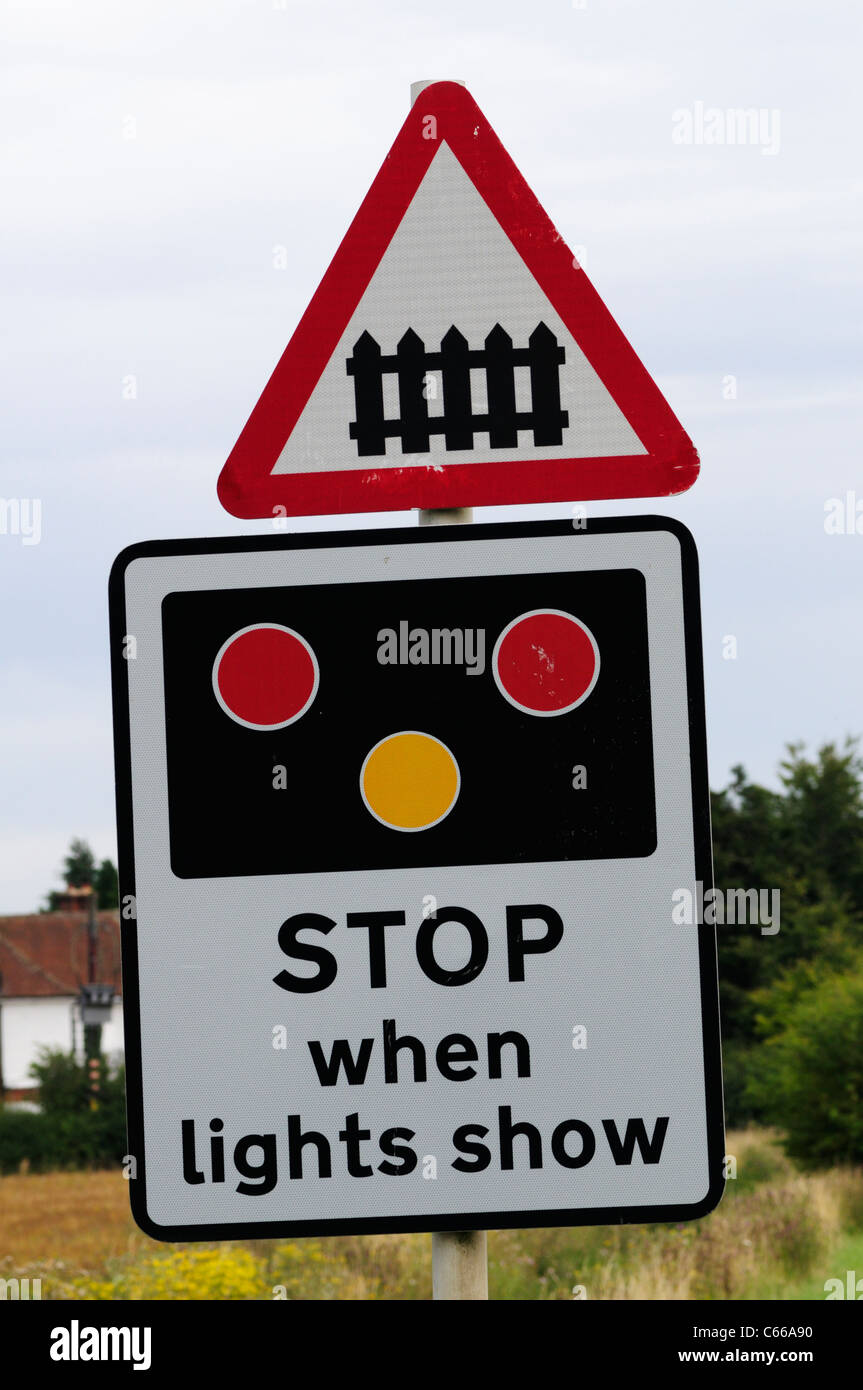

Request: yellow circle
left=361, top=731, right=460, bottom=832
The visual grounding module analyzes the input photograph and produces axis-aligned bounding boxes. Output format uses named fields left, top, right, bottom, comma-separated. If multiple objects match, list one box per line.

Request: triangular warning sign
left=218, top=83, right=698, bottom=519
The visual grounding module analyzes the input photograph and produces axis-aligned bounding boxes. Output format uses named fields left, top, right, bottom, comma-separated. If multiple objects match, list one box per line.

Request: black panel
left=161, top=567, right=656, bottom=878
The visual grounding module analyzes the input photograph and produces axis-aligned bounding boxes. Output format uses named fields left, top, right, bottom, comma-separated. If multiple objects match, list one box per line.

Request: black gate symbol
left=346, top=323, right=569, bottom=457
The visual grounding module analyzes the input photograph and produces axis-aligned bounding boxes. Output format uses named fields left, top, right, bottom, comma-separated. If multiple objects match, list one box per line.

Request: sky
left=1, top=0, right=861, bottom=912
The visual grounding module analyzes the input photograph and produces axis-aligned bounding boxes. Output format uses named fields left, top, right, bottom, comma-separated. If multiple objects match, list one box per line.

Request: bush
left=0, top=1048, right=127, bottom=1173
left=0, top=1107, right=128, bottom=1175
left=721, top=1041, right=767, bottom=1128
left=748, top=958, right=863, bottom=1168
left=29, top=1048, right=91, bottom=1115
left=0, top=1110, right=52, bottom=1173
left=725, top=1130, right=793, bottom=1194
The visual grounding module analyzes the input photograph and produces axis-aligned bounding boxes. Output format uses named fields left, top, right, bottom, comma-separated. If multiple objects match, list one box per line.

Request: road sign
left=110, top=518, right=723, bottom=1239
left=217, top=83, right=699, bottom=520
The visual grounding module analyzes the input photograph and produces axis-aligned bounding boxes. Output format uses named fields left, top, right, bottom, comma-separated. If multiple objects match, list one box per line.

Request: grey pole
left=412, top=77, right=486, bottom=1302
left=432, top=1230, right=489, bottom=1300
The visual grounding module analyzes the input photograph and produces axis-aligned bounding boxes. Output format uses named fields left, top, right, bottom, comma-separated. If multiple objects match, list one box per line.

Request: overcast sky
left=1, top=0, right=861, bottom=912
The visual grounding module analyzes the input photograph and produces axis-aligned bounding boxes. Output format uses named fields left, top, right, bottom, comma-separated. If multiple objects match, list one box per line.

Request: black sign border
left=109, top=516, right=724, bottom=1241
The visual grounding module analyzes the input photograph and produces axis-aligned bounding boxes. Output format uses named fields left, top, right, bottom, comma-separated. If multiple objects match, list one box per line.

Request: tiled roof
left=0, top=914, right=122, bottom=998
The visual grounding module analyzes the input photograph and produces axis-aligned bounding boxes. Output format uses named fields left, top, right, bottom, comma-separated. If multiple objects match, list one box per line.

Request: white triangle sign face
left=218, top=84, right=697, bottom=518
left=271, top=142, right=645, bottom=477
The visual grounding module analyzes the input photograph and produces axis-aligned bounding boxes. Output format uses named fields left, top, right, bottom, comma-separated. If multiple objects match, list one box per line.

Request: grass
left=781, top=1231, right=863, bottom=1301
left=1, top=1129, right=861, bottom=1300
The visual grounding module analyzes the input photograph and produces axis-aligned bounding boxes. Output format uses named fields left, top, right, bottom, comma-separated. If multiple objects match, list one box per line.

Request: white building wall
left=1, top=996, right=125, bottom=1091
left=99, top=1000, right=125, bottom=1069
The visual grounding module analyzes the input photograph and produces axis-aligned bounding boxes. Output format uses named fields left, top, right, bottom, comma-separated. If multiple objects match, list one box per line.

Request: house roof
left=0, top=913, right=122, bottom=998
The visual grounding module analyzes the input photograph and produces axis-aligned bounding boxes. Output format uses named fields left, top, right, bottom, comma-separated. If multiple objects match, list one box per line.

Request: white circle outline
left=212, top=623, right=320, bottom=731
left=491, top=608, right=601, bottom=717
left=360, top=730, right=461, bottom=833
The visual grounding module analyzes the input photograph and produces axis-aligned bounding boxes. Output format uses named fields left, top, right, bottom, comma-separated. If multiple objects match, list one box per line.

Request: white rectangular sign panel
left=110, top=518, right=723, bottom=1238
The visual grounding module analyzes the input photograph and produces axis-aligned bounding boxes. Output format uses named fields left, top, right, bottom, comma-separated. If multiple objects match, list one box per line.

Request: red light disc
left=213, top=624, right=319, bottom=729
left=492, top=609, right=599, bottom=716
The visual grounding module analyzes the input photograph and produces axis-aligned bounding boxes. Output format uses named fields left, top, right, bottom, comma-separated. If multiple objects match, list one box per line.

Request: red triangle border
left=217, top=82, right=698, bottom=519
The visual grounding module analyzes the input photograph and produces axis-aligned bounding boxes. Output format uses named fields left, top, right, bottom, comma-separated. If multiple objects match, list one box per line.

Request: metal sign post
left=417, top=418, right=482, bottom=1302
left=414, top=80, right=486, bottom=1299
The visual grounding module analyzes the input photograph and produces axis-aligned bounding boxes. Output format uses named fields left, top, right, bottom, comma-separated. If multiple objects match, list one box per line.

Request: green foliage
left=730, top=1136, right=793, bottom=1194
left=0, top=1049, right=127, bottom=1174
left=712, top=740, right=863, bottom=1046
left=0, top=1111, right=52, bottom=1172
left=42, top=839, right=119, bottom=910
left=0, top=1110, right=127, bottom=1174
left=779, top=739, right=863, bottom=905
left=62, top=837, right=97, bottom=888
left=93, top=858, right=119, bottom=910
left=710, top=738, right=863, bottom=1159
left=746, top=954, right=863, bottom=1168
left=28, top=1048, right=90, bottom=1115
left=720, top=1040, right=765, bottom=1128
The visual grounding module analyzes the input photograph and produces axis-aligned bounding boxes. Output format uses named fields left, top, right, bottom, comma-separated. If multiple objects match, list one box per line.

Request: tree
left=712, top=745, right=863, bottom=1044
left=711, top=766, right=790, bottom=1043
left=93, top=859, right=119, bottom=910
left=745, top=952, right=863, bottom=1167
left=779, top=738, right=863, bottom=907
left=710, top=742, right=863, bottom=1125
left=42, top=839, right=119, bottom=911
left=62, top=837, right=96, bottom=888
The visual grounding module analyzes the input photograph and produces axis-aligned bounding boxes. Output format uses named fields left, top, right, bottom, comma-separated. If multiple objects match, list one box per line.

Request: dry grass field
left=1, top=1130, right=862, bottom=1299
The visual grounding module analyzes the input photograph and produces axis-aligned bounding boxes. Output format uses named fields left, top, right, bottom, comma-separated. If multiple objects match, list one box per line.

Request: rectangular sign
left=109, top=518, right=723, bottom=1239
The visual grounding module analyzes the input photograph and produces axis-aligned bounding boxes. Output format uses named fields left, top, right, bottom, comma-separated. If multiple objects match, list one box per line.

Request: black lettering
left=505, top=904, right=564, bottom=981
left=487, top=1030, right=531, bottom=1079
left=551, top=1119, right=596, bottom=1168
left=209, top=1117, right=225, bottom=1182
left=234, top=1134, right=278, bottom=1195
left=602, top=1116, right=670, bottom=1165
left=274, top=913, right=337, bottom=993
left=451, top=1124, right=491, bottom=1172
left=498, top=1105, right=542, bottom=1169
left=339, top=1111, right=374, bottom=1177
left=383, top=1018, right=427, bottom=1083
left=287, top=1114, right=332, bottom=1179
left=346, top=910, right=406, bottom=988
left=307, top=1036, right=374, bottom=1086
left=435, top=1033, right=478, bottom=1080
left=378, top=1127, right=418, bottom=1175
left=181, top=1119, right=204, bottom=1185
left=416, top=907, right=488, bottom=986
